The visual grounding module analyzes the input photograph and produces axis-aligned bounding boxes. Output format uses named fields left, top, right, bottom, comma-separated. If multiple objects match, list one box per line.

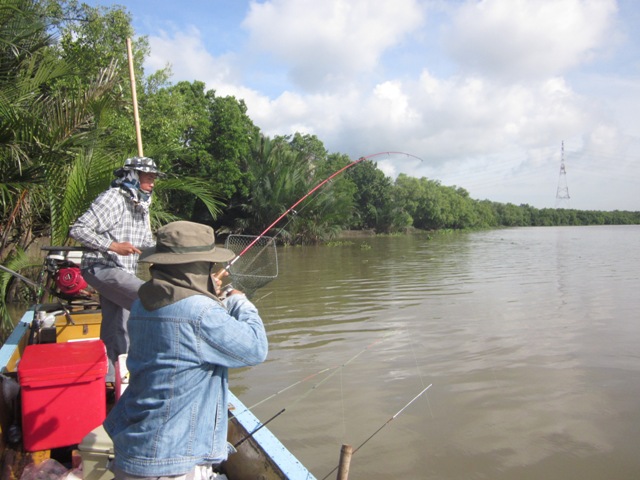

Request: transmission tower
left=555, top=141, right=570, bottom=208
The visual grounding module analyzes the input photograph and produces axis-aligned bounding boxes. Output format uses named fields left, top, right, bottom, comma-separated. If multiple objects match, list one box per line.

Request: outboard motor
left=44, top=248, right=92, bottom=300
left=55, top=266, right=88, bottom=296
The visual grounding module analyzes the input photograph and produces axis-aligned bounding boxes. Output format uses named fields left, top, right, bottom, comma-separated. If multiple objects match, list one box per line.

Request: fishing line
left=215, top=151, right=422, bottom=282
left=229, top=366, right=339, bottom=420
left=408, top=335, right=434, bottom=419
left=321, top=383, right=433, bottom=480
left=247, top=290, right=273, bottom=305
left=282, top=332, right=396, bottom=412
left=231, top=333, right=396, bottom=422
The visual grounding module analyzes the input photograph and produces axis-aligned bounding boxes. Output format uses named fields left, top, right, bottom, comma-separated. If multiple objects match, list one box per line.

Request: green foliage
left=234, top=136, right=310, bottom=237
left=325, top=240, right=355, bottom=247
left=52, top=0, right=140, bottom=80
left=49, top=1, right=145, bottom=154
left=1, top=0, right=639, bottom=328
left=152, top=176, right=227, bottom=229
left=0, top=248, right=40, bottom=334
left=1, top=0, right=120, bottom=259
left=284, top=132, right=328, bottom=161
left=207, top=92, right=259, bottom=200
left=346, top=159, right=396, bottom=231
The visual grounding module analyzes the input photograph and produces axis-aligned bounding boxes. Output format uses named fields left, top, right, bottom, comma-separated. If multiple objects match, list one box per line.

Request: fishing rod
left=353, top=383, right=432, bottom=454
left=228, top=364, right=341, bottom=421
left=321, top=383, right=433, bottom=480
left=233, top=408, right=286, bottom=448
left=215, top=151, right=422, bottom=281
left=0, top=264, right=46, bottom=298
left=0, top=263, right=76, bottom=325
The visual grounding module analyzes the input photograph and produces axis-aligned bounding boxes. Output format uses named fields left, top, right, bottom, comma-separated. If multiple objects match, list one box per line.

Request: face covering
left=137, top=262, right=223, bottom=311
left=111, top=170, right=152, bottom=210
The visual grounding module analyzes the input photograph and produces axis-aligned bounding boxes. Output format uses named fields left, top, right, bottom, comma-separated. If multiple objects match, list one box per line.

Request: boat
left=0, top=246, right=316, bottom=480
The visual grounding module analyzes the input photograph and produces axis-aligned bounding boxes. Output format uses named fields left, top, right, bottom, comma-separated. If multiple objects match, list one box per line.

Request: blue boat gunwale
left=0, top=308, right=318, bottom=480
left=228, top=390, right=316, bottom=479
left=0, top=309, right=34, bottom=374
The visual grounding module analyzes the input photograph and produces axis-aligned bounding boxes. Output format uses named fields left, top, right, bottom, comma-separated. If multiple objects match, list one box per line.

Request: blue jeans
left=111, top=464, right=218, bottom=480
left=81, top=264, right=144, bottom=382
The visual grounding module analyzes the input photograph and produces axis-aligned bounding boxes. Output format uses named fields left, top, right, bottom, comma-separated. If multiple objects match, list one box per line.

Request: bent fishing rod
left=215, top=150, right=421, bottom=281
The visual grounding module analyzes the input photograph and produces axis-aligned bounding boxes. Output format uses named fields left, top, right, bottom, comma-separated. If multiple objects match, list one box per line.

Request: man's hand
left=109, top=242, right=142, bottom=256
left=220, top=284, right=243, bottom=299
left=212, top=274, right=223, bottom=296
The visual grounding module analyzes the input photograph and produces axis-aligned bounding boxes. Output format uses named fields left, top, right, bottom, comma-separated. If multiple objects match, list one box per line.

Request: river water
left=228, top=225, right=640, bottom=479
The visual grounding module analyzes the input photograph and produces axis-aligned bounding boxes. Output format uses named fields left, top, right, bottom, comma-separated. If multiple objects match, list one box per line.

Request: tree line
left=1, top=0, right=639, bottom=332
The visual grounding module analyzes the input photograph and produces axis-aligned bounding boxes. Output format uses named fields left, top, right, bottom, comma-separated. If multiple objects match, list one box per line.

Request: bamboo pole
left=126, top=38, right=144, bottom=157
left=336, top=444, right=353, bottom=480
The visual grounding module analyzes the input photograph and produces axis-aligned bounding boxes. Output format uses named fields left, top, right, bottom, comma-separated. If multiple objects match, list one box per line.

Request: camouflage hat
left=114, top=157, right=166, bottom=178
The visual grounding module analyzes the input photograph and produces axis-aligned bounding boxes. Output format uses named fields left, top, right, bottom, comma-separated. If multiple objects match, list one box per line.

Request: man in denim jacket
left=104, top=221, right=268, bottom=479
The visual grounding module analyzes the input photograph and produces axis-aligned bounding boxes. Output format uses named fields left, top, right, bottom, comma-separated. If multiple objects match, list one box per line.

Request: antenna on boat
left=126, top=38, right=144, bottom=157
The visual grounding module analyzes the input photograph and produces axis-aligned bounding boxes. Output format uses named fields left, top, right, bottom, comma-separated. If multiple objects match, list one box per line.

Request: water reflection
left=5, top=227, right=636, bottom=478
left=231, top=226, right=640, bottom=479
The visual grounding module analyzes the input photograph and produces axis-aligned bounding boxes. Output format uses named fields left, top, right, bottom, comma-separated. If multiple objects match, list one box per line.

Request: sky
left=84, top=0, right=639, bottom=211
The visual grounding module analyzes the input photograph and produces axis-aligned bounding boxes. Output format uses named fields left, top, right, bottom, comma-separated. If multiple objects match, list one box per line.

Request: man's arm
left=70, top=189, right=123, bottom=252
left=199, top=295, right=269, bottom=368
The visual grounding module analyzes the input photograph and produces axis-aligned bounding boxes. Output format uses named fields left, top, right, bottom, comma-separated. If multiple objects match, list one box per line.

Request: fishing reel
left=220, top=284, right=235, bottom=299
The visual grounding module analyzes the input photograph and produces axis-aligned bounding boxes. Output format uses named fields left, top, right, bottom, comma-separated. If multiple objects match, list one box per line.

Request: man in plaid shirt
left=70, top=157, right=164, bottom=381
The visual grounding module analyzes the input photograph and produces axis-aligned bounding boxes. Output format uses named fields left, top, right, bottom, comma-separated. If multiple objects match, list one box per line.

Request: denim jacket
left=103, top=293, right=268, bottom=477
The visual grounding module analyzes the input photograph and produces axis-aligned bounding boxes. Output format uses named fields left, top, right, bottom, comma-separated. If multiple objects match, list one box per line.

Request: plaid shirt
left=70, top=188, right=155, bottom=275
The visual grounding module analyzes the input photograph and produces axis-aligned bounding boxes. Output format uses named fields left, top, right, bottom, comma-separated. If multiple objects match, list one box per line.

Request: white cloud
left=147, top=27, right=237, bottom=86
left=445, top=0, right=618, bottom=79
left=242, top=0, right=425, bottom=91
left=139, top=0, right=638, bottom=210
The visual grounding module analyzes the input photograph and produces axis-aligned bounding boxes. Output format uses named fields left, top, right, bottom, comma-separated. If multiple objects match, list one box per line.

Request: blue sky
left=85, top=0, right=639, bottom=211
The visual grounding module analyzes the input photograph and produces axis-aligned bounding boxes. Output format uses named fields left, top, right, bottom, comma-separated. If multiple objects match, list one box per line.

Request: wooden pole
left=126, top=38, right=144, bottom=157
left=336, top=444, right=353, bottom=480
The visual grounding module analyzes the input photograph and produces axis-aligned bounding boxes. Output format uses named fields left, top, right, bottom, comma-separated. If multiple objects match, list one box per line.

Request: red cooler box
left=18, top=340, right=108, bottom=451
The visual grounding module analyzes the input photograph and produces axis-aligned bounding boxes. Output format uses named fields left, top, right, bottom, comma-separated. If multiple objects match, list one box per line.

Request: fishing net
left=224, top=235, right=278, bottom=295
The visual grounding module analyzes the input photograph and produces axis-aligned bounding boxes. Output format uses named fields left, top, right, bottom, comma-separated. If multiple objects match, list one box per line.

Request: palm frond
left=0, top=248, right=40, bottom=335
left=154, top=177, right=227, bottom=224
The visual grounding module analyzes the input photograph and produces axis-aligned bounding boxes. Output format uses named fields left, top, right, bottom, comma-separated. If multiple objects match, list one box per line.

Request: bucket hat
left=114, top=156, right=166, bottom=178
left=139, top=221, right=235, bottom=265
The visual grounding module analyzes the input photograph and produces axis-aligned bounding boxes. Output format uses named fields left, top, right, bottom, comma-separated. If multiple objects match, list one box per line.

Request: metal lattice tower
left=555, top=141, right=570, bottom=208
